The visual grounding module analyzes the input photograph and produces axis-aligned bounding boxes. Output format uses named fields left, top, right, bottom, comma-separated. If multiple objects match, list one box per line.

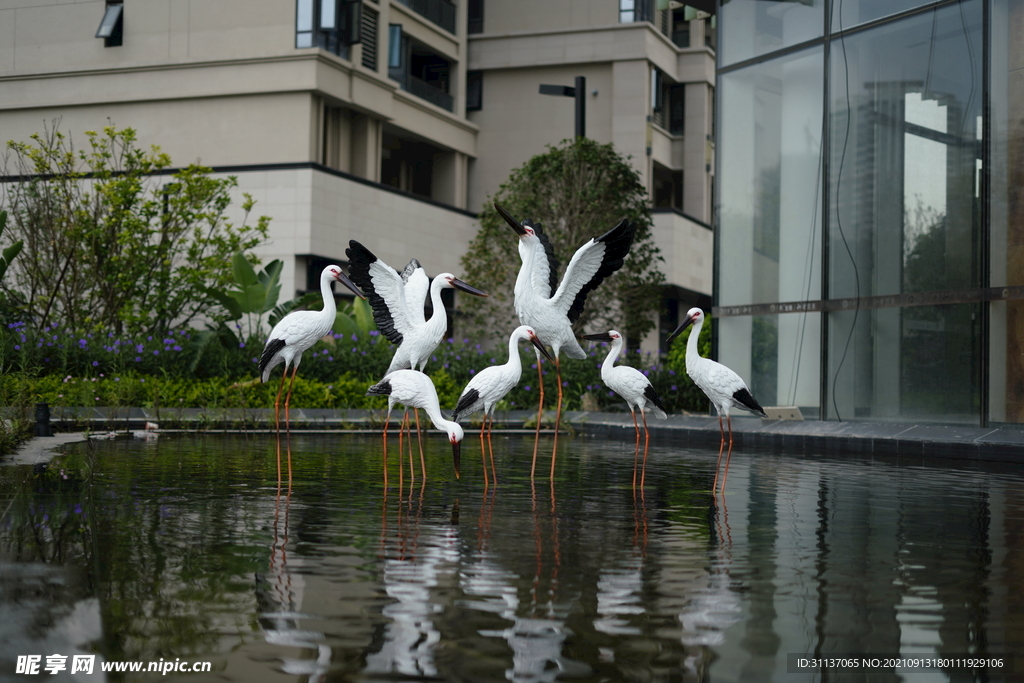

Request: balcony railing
left=392, top=73, right=454, bottom=112
left=395, top=0, right=456, bottom=34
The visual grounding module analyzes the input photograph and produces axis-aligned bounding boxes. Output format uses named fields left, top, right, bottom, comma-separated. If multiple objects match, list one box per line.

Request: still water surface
left=1, top=432, right=1022, bottom=682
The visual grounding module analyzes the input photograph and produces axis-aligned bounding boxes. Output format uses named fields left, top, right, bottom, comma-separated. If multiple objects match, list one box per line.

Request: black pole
left=574, top=75, right=586, bottom=138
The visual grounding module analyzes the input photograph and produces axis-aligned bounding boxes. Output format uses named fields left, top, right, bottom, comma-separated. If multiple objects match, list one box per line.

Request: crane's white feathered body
left=367, top=369, right=464, bottom=444
left=260, top=265, right=358, bottom=383
left=497, top=206, right=637, bottom=360
left=681, top=309, right=766, bottom=419
left=346, top=241, right=487, bottom=376
left=452, top=325, right=545, bottom=421
left=593, top=331, right=668, bottom=420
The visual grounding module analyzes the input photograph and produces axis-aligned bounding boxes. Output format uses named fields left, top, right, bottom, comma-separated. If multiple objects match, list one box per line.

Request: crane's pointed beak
left=530, top=334, right=555, bottom=362
left=581, top=332, right=613, bottom=343
left=337, top=271, right=366, bottom=299
left=666, top=316, right=695, bottom=343
left=494, top=203, right=527, bottom=236
left=452, top=440, right=461, bottom=479
left=451, top=278, right=489, bottom=297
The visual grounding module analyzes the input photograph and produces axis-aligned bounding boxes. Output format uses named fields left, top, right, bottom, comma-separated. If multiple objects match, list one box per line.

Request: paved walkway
left=2, top=431, right=87, bottom=467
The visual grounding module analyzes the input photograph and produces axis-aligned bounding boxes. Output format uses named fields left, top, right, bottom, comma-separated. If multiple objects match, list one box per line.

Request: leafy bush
left=0, top=316, right=712, bottom=415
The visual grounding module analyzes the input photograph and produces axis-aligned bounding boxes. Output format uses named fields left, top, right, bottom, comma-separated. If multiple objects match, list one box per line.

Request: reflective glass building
left=715, top=0, right=1022, bottom=425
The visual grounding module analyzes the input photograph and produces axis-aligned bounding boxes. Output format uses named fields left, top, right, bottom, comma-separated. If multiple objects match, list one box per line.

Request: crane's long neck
left=319, top=272, right=337, bottom=324
left=422, top=397, right=456, bottom=434
left=685, top=316, right=704, bottom=371
left=506, top=332, right=525, bottom=374
left=601, top=336, right=624, bottom=380
left=424, top=278, right=449, bottom=337
left=514, top=239, right=535, bottom=301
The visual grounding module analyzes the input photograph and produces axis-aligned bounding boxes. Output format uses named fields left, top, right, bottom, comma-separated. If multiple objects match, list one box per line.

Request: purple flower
left=237, top=343, right=244, bottom=349
left=469, top=369, right=476, bottom=375
left=92, top=361, right=99, bottom=367
left=671, top=385, right=678, bottom=391
left=524, top=385, right=531, bottom=391
left=14, top=345, right=19, bottom=350
left=135, top=356, right=141, bottom=362
left=174, top=345, right=182, bottom=351
left=153, top=350, right=159, bottom=355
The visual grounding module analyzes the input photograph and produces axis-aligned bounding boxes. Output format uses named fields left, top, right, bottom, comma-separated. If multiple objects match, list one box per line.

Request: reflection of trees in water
left=0, top=458, right=99, bottom=673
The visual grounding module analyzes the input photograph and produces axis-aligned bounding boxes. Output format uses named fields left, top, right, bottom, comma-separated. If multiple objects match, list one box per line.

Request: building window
left=388, top=30, right=454, bottom=112
left=395, top=0, right=457, bottom=35
left=96, top=3, right=123, bottom=48
left=620, top=0, right=653, bottom=24
left=651, top=69, right=685, bottom=135
left=296, top=0, right=362, bottom=57
left=466, top=70, right=483, bottom=111
left=468, top=0, right=484, bottom=34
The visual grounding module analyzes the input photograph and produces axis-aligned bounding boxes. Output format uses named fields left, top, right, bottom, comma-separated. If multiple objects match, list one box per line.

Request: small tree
left=1, top=122, right=269, bottom=337
left=460, top=138, right=665, bottom=346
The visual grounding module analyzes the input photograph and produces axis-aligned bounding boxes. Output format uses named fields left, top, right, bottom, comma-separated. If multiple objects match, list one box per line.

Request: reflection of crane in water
left=366, top=487, right=459, bottom=679
left=255, top=438, right=333, bottom=681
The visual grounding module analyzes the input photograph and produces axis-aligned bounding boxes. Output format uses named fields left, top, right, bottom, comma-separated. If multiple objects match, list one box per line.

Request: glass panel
left=296, top=32, right=313, bottom=48
left=828, top=1, right=981, bottom=299
left=828, top=304, right=980, bottom=422
left=296, top=0, right=314, bottom=32
left=717, top=46, right=823, bottom=412
left=95, top=4, right=122, bottom=38
left=826, top=1, right=982, bottom=423
left=719, top=0, right=824, bottom=67
left=320, top=0, right=336, bottom=29
left=988, top=0, right=1024, bottom=423
left=831, top=0, right=935, bottom=33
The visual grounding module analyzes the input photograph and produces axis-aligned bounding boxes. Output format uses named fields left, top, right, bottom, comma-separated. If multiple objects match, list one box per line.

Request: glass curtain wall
left=718, top=48, right=823, bottom=411
left=827, top=1, right=982, bottom=422
left=717, top=0, right=1000, bottom=425
left=989, top=0, right=1024, bottom=424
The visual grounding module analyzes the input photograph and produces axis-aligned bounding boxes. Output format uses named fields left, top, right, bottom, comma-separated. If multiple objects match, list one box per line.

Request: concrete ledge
left=5, top=407, right=1024, bottom=465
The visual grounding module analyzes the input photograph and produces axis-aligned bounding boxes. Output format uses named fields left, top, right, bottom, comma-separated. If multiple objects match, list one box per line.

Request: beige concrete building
left=0, top=0, right=714, bottom=350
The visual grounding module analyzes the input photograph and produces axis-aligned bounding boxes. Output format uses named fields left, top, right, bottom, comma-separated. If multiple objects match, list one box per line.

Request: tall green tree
left=460, top=137, right=666, bottom=346
left=1, top=122, right=270, bottom=336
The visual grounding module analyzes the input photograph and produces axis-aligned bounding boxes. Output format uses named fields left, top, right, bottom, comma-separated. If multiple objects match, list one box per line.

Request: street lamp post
left=539, top=75, right=586, bottom=139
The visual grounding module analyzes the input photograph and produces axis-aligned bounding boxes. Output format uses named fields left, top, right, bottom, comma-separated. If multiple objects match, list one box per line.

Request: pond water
left=1, top=431, right=1022, bottom=682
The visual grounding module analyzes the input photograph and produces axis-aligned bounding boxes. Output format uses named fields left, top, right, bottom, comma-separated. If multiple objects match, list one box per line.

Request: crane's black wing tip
left=733, top=387, right=767, bottom=417
left=258, top=338, right=287, bottom=377
left=367, top=379, right=393, bottom=396
left=644, top=384, right=668, bottom=414
left=452, top=388, right=480, bottom=421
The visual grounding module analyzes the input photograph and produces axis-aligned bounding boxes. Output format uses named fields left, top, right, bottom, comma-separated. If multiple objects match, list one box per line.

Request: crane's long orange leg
left=488, top=414, right=498, bottom=486
left=531, top=358, right=544, bottom=479
left=640, top=410, right=651, bottom=489
left=711, top=415, right=726, bottom=493
left=382, top=409, right=391, bottom=489
left=720, top=416, right=735, bottom=494
left=630, top=409, right=641, bottom=489
left=480, top=414, right=489, bottom=490
left=398, top=411, right=407, bottom=492
left=283, top=366, right=300, bottom=481
left=273, top=370, right=288, bottom=481
left=549, top=357, right=563, bottom=482
left=403, top=411, right=415, bottom=489
left=414, top=408, right=426, bottom=482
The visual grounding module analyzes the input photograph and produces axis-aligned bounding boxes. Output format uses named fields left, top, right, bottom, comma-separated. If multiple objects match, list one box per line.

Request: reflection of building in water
left=703, top=455, right=1023, bottom=681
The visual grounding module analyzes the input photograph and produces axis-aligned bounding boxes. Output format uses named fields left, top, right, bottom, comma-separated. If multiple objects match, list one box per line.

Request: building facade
left=0, top=0, right=717, bottom=351
left=716, top=0, right=1024, bottom=425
